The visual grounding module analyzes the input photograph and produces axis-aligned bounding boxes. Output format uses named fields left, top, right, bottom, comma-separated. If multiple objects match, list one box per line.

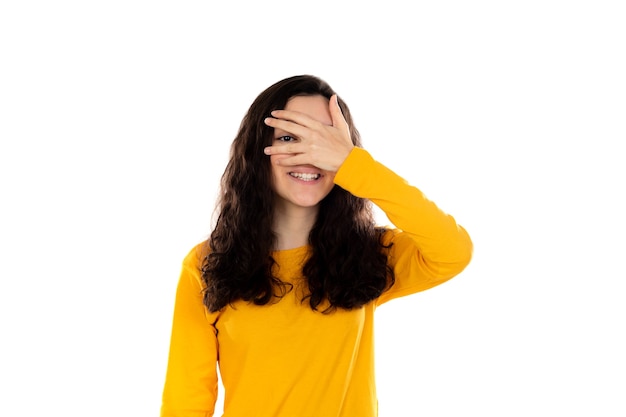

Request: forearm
left=334, top=147, right=472, bottom=267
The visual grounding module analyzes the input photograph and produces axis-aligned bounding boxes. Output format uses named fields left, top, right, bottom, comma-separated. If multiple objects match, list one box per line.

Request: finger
left=271, top=153, right=310, bottom=167
left=263, top=143, right=305, bottom=155
left=329, top=94, right=349, bottom=129
left=264, top=117, right=310, bottom=138
left=268, top=109, right=324, bottom=129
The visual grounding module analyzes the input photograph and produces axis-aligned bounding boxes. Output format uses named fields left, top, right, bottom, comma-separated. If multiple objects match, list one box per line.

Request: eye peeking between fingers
left=276, top=135, right=297, bottom=143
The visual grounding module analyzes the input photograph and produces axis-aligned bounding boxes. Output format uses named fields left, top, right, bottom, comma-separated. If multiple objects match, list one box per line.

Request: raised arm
left=334, top=147, right=473, bottom=304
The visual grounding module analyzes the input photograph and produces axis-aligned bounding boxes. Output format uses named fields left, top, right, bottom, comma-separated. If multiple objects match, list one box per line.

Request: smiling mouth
left=289, top=172, right=321, bottom=181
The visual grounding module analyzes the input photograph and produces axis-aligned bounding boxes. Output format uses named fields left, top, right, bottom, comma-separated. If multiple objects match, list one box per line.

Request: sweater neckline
left=271, top=245, right=310, bottom=262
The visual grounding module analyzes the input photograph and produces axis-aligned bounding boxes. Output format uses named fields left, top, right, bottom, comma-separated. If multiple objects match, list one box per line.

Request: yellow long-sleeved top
left=161, top=148, right=473, bottom=417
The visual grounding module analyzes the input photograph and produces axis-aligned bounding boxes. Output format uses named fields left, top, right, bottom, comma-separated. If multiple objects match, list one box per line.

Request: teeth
left=289, top=172, right=320, bottom=181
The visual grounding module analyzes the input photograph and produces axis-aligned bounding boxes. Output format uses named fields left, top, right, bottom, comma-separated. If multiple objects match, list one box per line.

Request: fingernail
left=264, top=147, right=271, bottom=155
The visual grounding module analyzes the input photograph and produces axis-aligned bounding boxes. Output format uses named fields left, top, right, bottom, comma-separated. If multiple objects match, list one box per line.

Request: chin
left=275, top=193, right=327, bottom=211
left=291, top=197, right=325, bottom=208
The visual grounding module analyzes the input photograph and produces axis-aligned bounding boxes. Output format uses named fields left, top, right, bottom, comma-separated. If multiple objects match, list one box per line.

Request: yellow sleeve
left=333, top=147, right=473, bottom=305
left=161, top=243, right=219, bottom=417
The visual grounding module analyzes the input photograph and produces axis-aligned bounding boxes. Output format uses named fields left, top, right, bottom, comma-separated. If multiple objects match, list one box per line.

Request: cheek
left=269, top=156, right=279, bottom=176
left=269, top=156, right=283, bottom=187
left=322, top=170, right=336, bottom=186
left=323, top=170, right=336, bottom=181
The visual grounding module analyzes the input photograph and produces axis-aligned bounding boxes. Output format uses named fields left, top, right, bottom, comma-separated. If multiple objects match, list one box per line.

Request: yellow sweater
left=161, top=148, right=473, bottom=417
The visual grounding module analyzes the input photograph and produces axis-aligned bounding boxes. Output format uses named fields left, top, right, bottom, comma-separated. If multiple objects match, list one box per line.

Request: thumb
left=329, top=94, right=348, bottom=128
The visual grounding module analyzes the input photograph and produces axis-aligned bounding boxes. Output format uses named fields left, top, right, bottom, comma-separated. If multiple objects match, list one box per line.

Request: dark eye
left=277, top=135, right=296, bottom=142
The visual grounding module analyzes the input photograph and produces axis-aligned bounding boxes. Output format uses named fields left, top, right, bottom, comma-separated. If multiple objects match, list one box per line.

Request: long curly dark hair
left=202, top=75, right=394, bottom=313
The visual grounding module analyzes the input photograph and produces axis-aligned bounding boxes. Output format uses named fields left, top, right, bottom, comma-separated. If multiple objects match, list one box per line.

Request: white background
left=1, top=1, right=624, bottom=416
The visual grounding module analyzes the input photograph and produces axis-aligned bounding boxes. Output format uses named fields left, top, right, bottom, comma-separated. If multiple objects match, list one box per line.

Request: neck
left=272, top=205, right=318, bottom=251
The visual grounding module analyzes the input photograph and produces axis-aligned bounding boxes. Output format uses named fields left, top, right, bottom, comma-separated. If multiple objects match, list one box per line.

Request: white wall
left=1, top=1, right=624, bottom=416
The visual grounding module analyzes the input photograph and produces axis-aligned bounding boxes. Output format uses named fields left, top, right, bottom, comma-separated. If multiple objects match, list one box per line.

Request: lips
left=289, top=172, right=321, bottom=181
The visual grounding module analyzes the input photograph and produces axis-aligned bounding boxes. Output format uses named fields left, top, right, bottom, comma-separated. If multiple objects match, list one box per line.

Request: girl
left=161, top=75, right=472, bottom=417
